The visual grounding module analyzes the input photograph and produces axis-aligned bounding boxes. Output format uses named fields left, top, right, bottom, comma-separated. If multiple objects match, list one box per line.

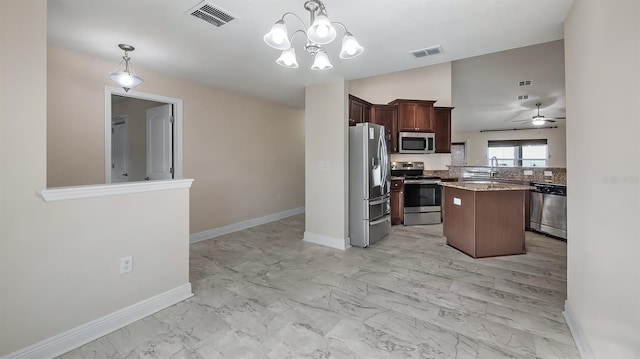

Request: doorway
left=111, top=115, right=129, bottom=182
left=104, top=87, right=183, bottom=183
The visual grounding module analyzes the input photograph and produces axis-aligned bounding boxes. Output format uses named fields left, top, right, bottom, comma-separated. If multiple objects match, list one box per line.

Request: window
left=487, top=139, right=548, bottom=167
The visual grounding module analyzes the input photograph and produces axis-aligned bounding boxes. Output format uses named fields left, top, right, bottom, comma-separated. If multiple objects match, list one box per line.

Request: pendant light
left=109, top=44, right=143, bottom=92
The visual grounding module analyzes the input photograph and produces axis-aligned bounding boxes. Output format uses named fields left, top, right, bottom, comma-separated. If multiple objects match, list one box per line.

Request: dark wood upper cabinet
left=348, top=94, right=372, bottom=126
left=434, top=107, right=454, bottom=153
left=389, top=99, right=437, bottom=132
left=371, top=104, right=398, bottom=153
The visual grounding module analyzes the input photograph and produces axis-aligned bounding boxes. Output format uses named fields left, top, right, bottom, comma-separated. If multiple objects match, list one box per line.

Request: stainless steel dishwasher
left=529, top=183, right=567, bottom=240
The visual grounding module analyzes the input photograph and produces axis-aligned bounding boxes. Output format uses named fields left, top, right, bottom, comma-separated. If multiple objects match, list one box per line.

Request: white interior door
left=146, top=104, right=173, bottom=180
left=111, top=116, right=129, bottom=183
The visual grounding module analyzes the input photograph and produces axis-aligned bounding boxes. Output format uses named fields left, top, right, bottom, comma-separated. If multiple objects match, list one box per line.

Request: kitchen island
left=440, top=182, right=534, bottom=258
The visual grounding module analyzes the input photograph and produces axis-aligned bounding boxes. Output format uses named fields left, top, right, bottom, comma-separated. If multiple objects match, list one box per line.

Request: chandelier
left=109, top=44, right=144, bottom=92
left=263, top=0, right=364, bottom=70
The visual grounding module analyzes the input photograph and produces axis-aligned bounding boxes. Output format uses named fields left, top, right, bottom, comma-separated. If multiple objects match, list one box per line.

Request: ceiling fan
left=512, top=103, right=566, bottom=126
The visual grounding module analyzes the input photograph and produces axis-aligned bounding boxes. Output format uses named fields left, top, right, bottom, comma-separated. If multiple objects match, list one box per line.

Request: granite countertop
left=440, top=182, right=535, bottom=192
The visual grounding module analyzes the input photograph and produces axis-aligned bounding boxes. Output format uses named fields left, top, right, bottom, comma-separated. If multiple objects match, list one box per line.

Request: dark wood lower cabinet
left=442, top=186, right=526, bottom=258
left=391, top=179, right=404, bottom=225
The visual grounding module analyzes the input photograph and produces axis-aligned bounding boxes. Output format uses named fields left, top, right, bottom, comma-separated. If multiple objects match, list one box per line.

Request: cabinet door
left=349, top=99, right=364, bottom=126
left=391, top=180, right=404, bottom=225
left=416, top=103, right=434, bottom=132
left=372, top=105, right=398, bottom=153
left=396, top=102, right=417, bottom=131
left=434, top=107, right=453, bottom=153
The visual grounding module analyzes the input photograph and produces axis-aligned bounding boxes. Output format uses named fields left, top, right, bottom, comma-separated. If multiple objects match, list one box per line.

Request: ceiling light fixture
left=263, top=0, right=364, bottom=70
left=109, top=44, right=144, bottom=92
left=532, top=103, right=546, bottom=126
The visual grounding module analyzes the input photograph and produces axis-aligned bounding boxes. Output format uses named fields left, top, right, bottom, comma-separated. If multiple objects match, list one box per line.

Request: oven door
left=403, top=181, right=442, bottom=212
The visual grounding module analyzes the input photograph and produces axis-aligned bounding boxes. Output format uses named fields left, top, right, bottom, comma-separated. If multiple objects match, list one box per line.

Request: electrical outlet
left=523, top=170, right=533, bottom=176
left=120, top=256, right=133, bottom=274
left=544, top=171, right=553, bottom=177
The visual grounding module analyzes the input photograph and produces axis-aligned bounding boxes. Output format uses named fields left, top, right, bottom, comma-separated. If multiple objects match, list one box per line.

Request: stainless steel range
left=391, top=162, right=442, bottom=225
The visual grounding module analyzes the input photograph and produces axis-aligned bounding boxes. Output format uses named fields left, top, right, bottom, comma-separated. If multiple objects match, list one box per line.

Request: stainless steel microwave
left=398, top=132, right=435, bottom=154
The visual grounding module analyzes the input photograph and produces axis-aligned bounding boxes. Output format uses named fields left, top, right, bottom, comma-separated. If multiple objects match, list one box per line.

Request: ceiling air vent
left=410, top=46, right=443, bottom=58
left=518, top=80, right=533, bottom=86
left=187, top=1, right=237, bottom=28
left=517, top=95, right=529, bottom=100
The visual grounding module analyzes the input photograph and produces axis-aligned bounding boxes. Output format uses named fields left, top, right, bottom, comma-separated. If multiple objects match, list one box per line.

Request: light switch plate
left=524, top=170, right=533, bottom=176
left=544, top=171, right=553, bottom=177
left=453, top=197, right=461, bottom=205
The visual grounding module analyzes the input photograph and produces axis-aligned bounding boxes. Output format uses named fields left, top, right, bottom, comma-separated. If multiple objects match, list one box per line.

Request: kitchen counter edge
left=440, top=182, right=535, bottom=192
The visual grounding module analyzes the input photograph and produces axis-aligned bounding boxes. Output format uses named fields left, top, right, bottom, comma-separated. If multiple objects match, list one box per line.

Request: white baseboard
left=563, top=300, right=594, bottom=359
left=303, top=231, right=351, bottom=250
left=2, top=283, right=193, bottom=359
left=190, top=207, right=305, bottom=244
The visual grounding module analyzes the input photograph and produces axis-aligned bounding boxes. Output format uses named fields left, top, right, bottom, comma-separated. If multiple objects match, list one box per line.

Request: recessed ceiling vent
left=187, top=1, right=237, bottom=28
left=410, top=45, right=443, bottom=58
left=517, top=95, right=529, bottom=100
left=518, top=80, right=533, bottom=86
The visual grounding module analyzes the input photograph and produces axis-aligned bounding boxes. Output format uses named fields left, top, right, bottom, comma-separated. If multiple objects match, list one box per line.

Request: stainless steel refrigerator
left=349, top=122, right=391, bottom=247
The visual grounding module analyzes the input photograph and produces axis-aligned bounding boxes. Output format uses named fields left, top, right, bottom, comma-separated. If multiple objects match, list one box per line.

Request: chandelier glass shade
left=276, top=48, right=299, bottom=68
left=263, top=0, right=363, bottom=70
left=311, top=50, right=333, bottom=70
left=109, top=44, right=143, bottom=92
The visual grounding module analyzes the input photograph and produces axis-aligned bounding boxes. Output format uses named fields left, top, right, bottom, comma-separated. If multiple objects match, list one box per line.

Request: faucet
left=490, top=156, right=499, bottom=179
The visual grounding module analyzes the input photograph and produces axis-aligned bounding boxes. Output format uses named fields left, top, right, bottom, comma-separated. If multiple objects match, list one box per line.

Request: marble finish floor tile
left=58, top=214, right=577, bottom=359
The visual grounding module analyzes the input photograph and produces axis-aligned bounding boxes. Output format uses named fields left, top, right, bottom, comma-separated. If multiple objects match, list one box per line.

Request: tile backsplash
left=446, top=166, right=566, bottom=184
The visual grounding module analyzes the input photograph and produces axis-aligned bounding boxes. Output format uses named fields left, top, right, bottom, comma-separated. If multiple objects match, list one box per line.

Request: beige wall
left=47, top=47, right=305, bottom=234
left=304, top=80, right=349, bottom=247
left=1, top=0, right=191, bottom=355
left=348, top=62, right=452, bottom=106
left=565, top=0, right=640, bottom=358
left=452, top=126, right=566, bottom=167
left=111, top=97, right=166, bottom=182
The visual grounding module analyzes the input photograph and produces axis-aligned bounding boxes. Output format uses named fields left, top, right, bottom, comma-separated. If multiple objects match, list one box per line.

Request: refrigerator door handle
left=378, top=127, right=389, bottom=192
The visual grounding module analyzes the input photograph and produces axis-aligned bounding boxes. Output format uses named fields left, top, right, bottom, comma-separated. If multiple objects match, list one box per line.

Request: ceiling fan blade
left=511, top=119, right=537, bottom=123
left=546, top=117, right=566, bottom=120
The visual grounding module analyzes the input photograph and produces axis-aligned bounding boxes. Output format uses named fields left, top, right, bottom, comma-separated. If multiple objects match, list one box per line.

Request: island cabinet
left=349, top=95, right=372, bottom=126
left=371, top=104, right=398, bottom=153
left=391, top=179, right=404, bottom=225
left=434, top=107, right=453, bottom=153
left=389, top=99, right=436, bottom=132
left=441, top=182, right=532, bottom=258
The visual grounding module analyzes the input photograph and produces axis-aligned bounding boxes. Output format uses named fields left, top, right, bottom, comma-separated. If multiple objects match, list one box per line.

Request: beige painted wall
left=564, top=0, right=640, bottom=358
left=452, top=126, right=566, bottom=167
left=1, top=0, right=190, bottom=355
left=47, top=47, right=305, bottom=234
left=348, top=62, right=452, bottom=106
left=304, top=80, right=349, bottom=245
left=112, top=97, right=166, bottom=182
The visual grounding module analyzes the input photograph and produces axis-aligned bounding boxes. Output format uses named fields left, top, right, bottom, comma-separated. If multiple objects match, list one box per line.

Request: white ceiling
left=47, top=0, right=574, bottom=130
